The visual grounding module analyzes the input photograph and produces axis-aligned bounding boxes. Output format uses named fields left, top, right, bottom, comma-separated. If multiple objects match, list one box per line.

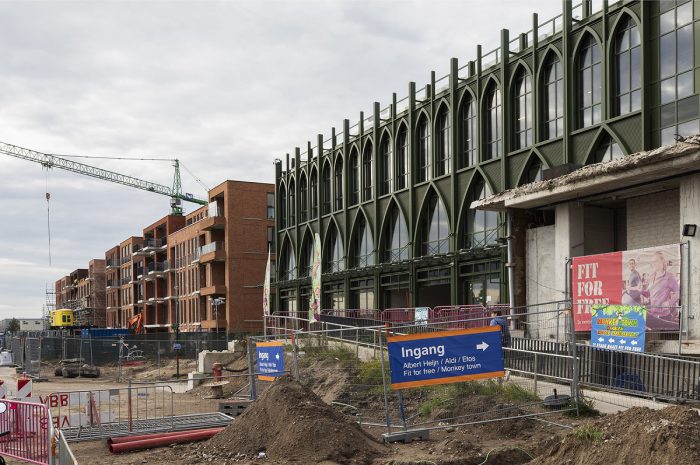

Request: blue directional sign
left=591, top=304, right=646, bottom=353
left=387, top=327, right=505, bottom=389
left=256, top=341, right=285, bottom=381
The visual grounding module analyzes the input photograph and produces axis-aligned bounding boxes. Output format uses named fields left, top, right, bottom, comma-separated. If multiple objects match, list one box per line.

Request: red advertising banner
left=572, top=244, right=681, bottom=332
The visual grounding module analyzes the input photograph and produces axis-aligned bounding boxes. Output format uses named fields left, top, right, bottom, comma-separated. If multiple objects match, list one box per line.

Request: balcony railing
left=147, top=261, right=168, bottom=273
left=106, top=279, right=120, bottom=288
left=465, top=225, right=503, bottom=250
left=423, top=238, right=449, bottom=256
left=386, top=245, right=410, bottom=263
left=120, top=277, right=131, bottom=286
left=199, top=241, right=223, bottom=256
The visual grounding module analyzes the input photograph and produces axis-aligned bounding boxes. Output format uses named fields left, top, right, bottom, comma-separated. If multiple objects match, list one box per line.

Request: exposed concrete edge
left=471, top=136, right=700, bottom=211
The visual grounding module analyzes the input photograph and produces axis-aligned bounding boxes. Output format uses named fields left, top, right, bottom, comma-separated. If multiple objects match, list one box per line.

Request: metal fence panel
left=0, top=399, right=52, bottom=465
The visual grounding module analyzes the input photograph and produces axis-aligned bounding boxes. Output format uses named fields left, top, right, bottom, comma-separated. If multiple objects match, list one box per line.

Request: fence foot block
left=382, top=429, right=430, bottom=443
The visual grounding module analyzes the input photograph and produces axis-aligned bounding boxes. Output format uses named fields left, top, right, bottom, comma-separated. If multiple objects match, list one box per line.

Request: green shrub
left=572, top=424, right=604, bottom=442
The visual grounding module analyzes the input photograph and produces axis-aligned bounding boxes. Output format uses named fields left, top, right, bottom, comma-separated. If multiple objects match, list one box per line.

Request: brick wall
left=626, top=189, right=680, bottom=250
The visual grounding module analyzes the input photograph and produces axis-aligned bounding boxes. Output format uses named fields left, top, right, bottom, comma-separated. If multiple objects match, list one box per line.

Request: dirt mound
left=531, top=405, right=700, bottom=465
left=198, top=376, right=385, bottom=464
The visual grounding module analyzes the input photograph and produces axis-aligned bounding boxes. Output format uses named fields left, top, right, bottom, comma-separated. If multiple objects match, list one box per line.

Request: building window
left=542, top=54, right=564, bottom=140
left=421, top=192, right=449, bottom=255
left=379, top=135, right=392, bottom=195
left=435, top=106, right=451, bottom=176
left=310, top=170, right=318, bottom=219
left=326, top=227, right=345, bottom=272
left=266, top=192, right=275, bottom=219
left=267, top=226, right=274, bottom=252
left=416, top=116, right=430, bottom=182
left=396, top=125, right=408, bottom=190
left=334, top=156, right=343, bottom=211
left=485, top=84, right=502, bottom=159
left=353, top=216, right=374, bottom=268
left=385, top=206, right=409, bottom=262
left=591, top=133, right=623, bottom=163
left=300, top=235, right=313, bottom=277
left=322, top=163, right=331, bottom=215
left=288, top=179, right=296, bottom=225
left=280, top=243, right=296, bottom=281
left=520, top=157, right=543, bottom=185
left=279, top=184, right=287, bottom=229
left=349, top=148, right=359, bottom=206
left=659, top=1, right=698, bottom=145
left=362, top=142, right=373, bottom=201
left=460, top=97, right=477, bottom=168
left=466, top=180, right=499, bottom=248
left=614, top=16, right=641, bottom=116
left=299, top=175, right=307, bottom=223
left=513, top=69, right=532, bottom=150
left=578, top=35, right=602, bottom=128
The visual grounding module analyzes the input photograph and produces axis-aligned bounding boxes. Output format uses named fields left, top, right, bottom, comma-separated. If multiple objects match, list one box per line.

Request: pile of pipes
left=107, top=428, right=224, bottom=453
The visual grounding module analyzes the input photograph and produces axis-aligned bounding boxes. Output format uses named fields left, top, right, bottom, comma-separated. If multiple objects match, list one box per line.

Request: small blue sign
left=256, top=341, right=285, bottom=380
left=591, top=304, right=646, bottom=353
left=172, top=343, right=182, bottom=351
left=387, top=327, right=505, bottom=389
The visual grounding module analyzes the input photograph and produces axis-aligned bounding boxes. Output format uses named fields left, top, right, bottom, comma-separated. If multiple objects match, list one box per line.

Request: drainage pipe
left=108, top=428, right=224, bottom=453
left=107, top=427, right=224, bottom=445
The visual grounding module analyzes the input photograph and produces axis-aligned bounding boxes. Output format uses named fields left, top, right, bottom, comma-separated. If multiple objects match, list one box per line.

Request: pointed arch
left=610, top=12, right=641, bottom=116
left=510, top=64, right=533, bottom=150
left=395, top=121, right=409, bottom=190
left=482, top=77, right=502, bottom=160
left=461, top=173, right=500, bottom=249
left=574, top=30, right=603, bottom=128
left=323, top=219, right=345, bottom=273
left=415, top=110, right=431, bottom=183
left=539, top=48, right=565, bottom=141
left=379, top=199, right=410, bottom=263
left=298, top=227, right=315, bottom=278
left=434, top=101, right=451, bottom=177
left=334, top=152, right=344, bottom=211
left=517, top=151, right=548, bottom=185
left=415, top=187, right=450, bottom=256
left=362, top=139, right=373, bottom=202
left=349, top=209, right=375, bottom=268
left=278, top=180, right=287, bottom=229
left=458, top=87, right=478, bottom=169
left=348, top=145, right=360, bottom=206
left=298, top=173, right=308, bottom=223
left=585, top=128, right=628, bottom=165
left=288, top=177, right=296, bottom=225
left=309, top=167, right=318, bottom=219
left=379, top=128, right=393, bottom=196
left=278, top=234, right=297, bottom=281
left=321, top=160, right=332, bottom=215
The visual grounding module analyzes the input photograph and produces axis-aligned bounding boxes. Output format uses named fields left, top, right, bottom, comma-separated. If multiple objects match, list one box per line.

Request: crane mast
left=0, top=140, right=208, bottom=215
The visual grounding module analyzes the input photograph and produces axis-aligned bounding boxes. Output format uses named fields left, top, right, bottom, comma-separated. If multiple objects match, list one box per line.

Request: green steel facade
left=274, top=0, right=700, bottom=314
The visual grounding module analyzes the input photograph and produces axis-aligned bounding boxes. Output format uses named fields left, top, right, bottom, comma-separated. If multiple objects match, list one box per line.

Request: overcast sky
left=0, top=0, right=563, bottom=319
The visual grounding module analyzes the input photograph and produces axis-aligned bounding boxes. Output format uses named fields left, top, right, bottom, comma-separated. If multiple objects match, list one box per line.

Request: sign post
left=387, top=327, right=505, bottom=389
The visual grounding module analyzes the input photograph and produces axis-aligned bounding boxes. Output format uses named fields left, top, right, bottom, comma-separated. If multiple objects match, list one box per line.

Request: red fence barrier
left=0, top=399, right=52, bottom=465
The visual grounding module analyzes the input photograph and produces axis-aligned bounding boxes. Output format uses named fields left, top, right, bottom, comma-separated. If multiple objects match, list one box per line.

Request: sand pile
left=531, top=405, right=700, bottom=465
left=198, top=376, right=384, bottom=464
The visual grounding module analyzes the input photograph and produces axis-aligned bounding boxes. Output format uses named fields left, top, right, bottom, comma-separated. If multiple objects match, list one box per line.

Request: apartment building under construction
left=54, top=260, right=106, bottom=327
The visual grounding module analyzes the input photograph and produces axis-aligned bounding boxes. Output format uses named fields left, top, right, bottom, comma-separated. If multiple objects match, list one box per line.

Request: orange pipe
left=108, top=428, right=223, bottom=453
left=107, top=427, right=224, bottom=445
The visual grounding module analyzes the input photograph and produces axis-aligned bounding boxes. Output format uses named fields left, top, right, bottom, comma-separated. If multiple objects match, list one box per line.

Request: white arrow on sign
left=598, top=337, right=604, bottom=342
left=275, top=353, right=280, bottom=360
left=608, top=338, right=615, bottom=343
left=619, top=339, right=627, bottom=345
left=476, top=342, right=489, bottom=351
left=631, top=340, right=638, bottom=345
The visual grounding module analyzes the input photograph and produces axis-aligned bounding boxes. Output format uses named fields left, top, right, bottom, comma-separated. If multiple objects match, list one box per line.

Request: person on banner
left=622, top=258, right=643, bottom=305
left=646, top=251, right=680, bottom=329
left=489, top=309, right=511, bottom=348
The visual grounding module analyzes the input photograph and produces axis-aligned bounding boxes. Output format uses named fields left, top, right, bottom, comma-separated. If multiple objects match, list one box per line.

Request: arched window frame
left=352, top=216, right=374, bottom=268
left=384, top=206, right=409, bottom=262
left=362, top=143, right=373, bottom=202
left=299, top=175, right=307, bottom=223
left=321, top=162, right=331, bottom=215
left=465, top=179, right=500, bottom=248
left=485, top=84, right=502, bottom=159
left=288, top=179, right=296, bottom=225
left=512, top=68, right=532, bottom=150
left=326, top=226, right=345, bottom=273
left=396, top=125, right=409, bottom=190
left=300, top=234, right=313, bottom=278
left=577, top=34, right=602, bottom=128
left=279, top=183, right=287, bottom=229
left=520, top=157, right=544, bottom=185
left=379, top=134, right=392, bottom=195
left=310, top=169, right=318, bottom=219
left=459, top=95, right=477, bottom=168
left=416, top=115, right=431, bottom=183
left=591, top=133, right=623, bottom=164
left=614, top=16, right=641, bottom=116
left=349, top=148, right=359, bottom=206
left=435, top=105, right=451, bottom=177
left=542, top=53, right=564, bottom=140
left=421, top=192, right=449, bottom=256
left=334, top=155, right=344, bottom=211
left=281, top=241, right=296, bottom=281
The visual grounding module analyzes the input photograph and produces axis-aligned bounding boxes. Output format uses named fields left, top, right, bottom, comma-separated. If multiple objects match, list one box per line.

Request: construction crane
left=0, top=140, right=208, bottom=215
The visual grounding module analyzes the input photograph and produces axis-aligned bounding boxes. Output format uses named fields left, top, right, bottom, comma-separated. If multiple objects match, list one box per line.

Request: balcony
left=132, top=244, right=148, bottom=257
left=199, top=242, right=225, bottom=263
left=106, top=259, right=120, bottom=270
left=147, top=261, right=168, bottom=278
left=201, top=284, right=226, bottom=296
left=106, top=279, right=120, bottom=289
left=120, top=256, right=131, bottom=265
left=142, top=238, right=165, bottom=253
left=201, top=213, right=225, bottom=231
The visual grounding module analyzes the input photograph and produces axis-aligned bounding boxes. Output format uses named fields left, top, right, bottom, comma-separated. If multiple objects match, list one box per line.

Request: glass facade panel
left=485, top=86, right=502, bottom=159
left=435, top=108, right=451, bottom=176
left=542, top=55, right=563, bottom=140
left=396, top=126, right=408, bottom=190
left=417, top=117, right=430, bottom=182
left=578, top=35, right=602, bottom=128
left=460, top=98, right=477, bottom=167
left=380, top=136, right=392, bottom=195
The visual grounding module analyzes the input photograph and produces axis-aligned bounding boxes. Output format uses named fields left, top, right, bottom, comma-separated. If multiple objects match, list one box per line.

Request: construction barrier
left=17, top=375, right=32, bottom=399
left=0, top=398, right=53, bottom=465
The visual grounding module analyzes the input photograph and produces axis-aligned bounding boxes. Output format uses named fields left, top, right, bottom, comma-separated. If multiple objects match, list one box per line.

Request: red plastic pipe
left=108, top=428, right=224, bottom=445
left=108, top=429, right=224, bottom=453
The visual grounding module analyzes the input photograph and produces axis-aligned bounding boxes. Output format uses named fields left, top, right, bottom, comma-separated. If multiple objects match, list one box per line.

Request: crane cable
left=45, top=167, right=52, bottom=267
